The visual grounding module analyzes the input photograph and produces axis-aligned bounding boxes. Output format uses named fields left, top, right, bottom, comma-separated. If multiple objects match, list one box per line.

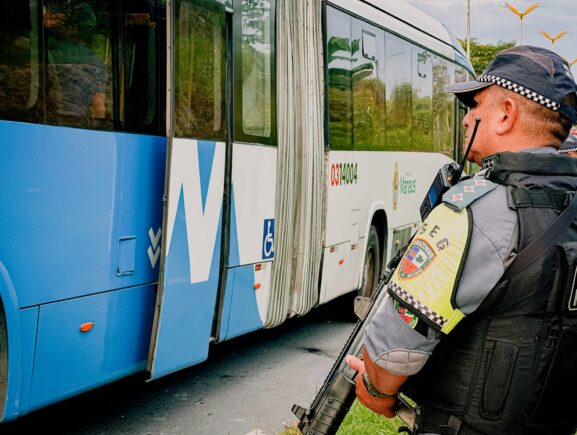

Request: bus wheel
left=359, top=226, right=381, bottom=299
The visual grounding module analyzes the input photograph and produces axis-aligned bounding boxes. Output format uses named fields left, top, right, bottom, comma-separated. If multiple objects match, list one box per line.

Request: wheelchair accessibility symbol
left=262, top=219, right=275, bottom=259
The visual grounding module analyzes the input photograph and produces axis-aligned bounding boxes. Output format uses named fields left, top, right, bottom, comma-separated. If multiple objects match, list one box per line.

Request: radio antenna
left=453, top=117, right=481, bottom=184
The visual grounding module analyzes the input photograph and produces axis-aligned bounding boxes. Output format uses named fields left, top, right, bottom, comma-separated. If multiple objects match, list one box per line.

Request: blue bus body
left=0, top=121, right=166, bottom=417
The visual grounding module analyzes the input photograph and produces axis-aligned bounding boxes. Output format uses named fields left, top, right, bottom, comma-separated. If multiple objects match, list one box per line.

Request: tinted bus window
left=352, top=20, right=385, bottom=151
left=455, top=65, right=467, bottom=85
left=326, top=7, right=352, bottom=150
left=240, top=0, right=273, bottom=139
left=123, top=1, right=164, bottom=134
left=0, top=0, right=42, bottom=123
left=385, top=33, right=412, bottom=150
left=412, top=47, right=432, bottom=151
left=174, top=0, right=225, bottom=140
left=432, top=55, right=453, bottom=157
left=44, top=0, right=114, bottom=129
left=233, top=0, right=275, bottom=144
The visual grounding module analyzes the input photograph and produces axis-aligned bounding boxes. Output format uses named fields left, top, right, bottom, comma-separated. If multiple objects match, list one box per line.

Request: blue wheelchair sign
left=262, top=219, right=275, bottom=259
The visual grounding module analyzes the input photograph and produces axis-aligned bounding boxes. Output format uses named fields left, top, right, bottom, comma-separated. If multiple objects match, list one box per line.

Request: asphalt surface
left=2, top=298, right=356, bottom=435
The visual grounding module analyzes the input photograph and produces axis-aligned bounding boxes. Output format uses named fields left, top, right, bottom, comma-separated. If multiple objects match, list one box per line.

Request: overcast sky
left=403, top=0, right=577, bottom=70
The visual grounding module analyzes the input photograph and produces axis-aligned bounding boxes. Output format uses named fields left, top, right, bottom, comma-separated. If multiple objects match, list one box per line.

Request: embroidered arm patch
left=387, top=203, right=472, bottom=334
left=393, top=299, right=429, bottom=336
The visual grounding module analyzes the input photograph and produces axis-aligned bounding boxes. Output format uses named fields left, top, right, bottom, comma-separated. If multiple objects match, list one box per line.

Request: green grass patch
left=336, top=400, right=403, bottom=435
left=280, top=400, right=404, bottom=435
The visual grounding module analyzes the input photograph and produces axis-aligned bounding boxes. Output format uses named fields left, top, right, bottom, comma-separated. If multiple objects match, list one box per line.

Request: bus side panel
left=9, top=307, right=38, bottom=420
left=0, top=292, right=37, bottom=423
left=0, top=122, right=166, bottom=308
left=218, top=143, right=275, bottom=340
left=219, top=191, right=263, bottom=341
left=227, top=143, right=277, bottom=267
left=149, top=139, right=225, bottom=379
left=28, top=284, right=156, bottom=412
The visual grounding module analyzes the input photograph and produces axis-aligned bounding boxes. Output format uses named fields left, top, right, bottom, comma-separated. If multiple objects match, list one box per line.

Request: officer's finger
left=345, top=355, right=365, bottom=373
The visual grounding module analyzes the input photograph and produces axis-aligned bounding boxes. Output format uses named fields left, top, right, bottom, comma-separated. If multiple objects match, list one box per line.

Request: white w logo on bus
left=165, top=139, right=225, bottom=284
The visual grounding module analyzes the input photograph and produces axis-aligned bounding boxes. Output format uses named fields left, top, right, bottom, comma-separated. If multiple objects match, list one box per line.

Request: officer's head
left=445, top=46, right=577, bottom=165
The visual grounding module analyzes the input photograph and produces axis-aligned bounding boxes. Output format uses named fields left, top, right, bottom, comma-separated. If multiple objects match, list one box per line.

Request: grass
left=337, top=400, right=403, bottom=434
left=281, top=400, right=577, bottom=435
left=280, top=399, right=404, bottom=435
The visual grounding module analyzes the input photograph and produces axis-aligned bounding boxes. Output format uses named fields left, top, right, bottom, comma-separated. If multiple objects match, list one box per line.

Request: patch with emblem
left=393, top=299, right=419, bottom=328
left=399, top=238, right=435, bottom=279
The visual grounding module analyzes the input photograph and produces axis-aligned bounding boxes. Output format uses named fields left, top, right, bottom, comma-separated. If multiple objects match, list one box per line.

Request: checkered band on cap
left=477, top=74, right=560, bottom=111
left=387, top=281, right=448, bottom=329
left=560, top=146, right=577, bottom=154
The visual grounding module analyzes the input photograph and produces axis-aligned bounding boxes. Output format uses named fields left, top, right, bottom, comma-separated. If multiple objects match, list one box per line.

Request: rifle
left=292, top=263, right=402, bottom=435
left=292, top=119, right=481, bottom=435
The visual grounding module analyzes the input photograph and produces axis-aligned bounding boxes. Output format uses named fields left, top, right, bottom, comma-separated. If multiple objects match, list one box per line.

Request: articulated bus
left=0, top=0, right=473, bottom=421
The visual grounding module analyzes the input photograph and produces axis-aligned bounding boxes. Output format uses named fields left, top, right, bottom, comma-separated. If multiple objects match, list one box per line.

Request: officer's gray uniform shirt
left=364, top=147, right=558, bottom=375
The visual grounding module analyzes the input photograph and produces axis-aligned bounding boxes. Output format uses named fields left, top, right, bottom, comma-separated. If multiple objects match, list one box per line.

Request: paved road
left=2, top=300, right=355, bottom=435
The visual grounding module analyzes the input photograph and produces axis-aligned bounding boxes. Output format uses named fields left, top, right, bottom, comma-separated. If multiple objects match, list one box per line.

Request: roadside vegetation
left=281, top=399, right=402, bottom=434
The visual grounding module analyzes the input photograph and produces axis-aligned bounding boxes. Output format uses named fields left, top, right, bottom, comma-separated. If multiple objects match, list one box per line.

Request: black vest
left=408, top=152, right=577, bottom=435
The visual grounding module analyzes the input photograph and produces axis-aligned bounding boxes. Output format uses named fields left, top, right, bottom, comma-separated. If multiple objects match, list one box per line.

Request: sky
left=403, top=0, right=577, bottom=71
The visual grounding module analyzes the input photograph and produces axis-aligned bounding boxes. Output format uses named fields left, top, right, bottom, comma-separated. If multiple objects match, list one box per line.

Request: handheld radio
left=419, top=118, right=481, bottom=221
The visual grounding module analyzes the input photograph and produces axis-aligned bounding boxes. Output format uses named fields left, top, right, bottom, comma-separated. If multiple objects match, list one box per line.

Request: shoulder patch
left=442, top=177, right=498, bottom=210
left=387, top=203, right=471, bottom=334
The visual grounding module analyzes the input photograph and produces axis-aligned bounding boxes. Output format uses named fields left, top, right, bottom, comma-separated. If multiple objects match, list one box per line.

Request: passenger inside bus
left=45, top=1, right=108, bottom=127
left=0, top=1, right=39, bottom=122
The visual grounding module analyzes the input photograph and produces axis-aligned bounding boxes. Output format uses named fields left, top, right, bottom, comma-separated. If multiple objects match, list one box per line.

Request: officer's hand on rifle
left=345, top=347, right=407, bottom=418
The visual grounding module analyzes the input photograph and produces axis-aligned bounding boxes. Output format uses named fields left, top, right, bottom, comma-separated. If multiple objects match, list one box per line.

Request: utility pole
left=466, top=0, right=471, bottom=58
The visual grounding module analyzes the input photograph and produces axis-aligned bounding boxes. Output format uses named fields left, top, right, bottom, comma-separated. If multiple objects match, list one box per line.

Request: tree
left=458, top=38, right=515, bottom=74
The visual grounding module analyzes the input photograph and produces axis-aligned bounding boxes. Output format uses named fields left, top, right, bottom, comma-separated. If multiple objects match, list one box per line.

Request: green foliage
left=458, top=38, right=515, bottom=75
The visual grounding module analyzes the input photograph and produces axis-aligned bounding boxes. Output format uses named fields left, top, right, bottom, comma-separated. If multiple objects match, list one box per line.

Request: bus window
left=432, top=55, right=453, bottom=157
left=326, top=6, right=352, bottom=150
left=234, top=0, right=275, bottom=144
left=123, top=0, right=164, bottom=135
left=352, top=20, right=385, bottom=150
left=174, top=0, right=226, bottom=140
left=0, top=0, right=42, bottom=123
left=454, top=65, right=469, bottom=162
left=44, top=0, right=114, bottom=129
left=385, top=33, right=412, bottom=150
left=455, top=65, right=467, bottom=84
left=412, top=47, right=432, bottom=151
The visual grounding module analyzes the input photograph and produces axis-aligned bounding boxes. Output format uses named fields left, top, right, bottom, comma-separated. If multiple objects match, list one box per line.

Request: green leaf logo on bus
left=330, top=162, right=358, bottom=187
left=392, top=162, right=417, bottom=209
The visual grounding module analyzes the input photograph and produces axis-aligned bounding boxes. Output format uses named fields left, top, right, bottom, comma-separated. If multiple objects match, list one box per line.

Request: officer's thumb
left=345, top=355, right=364, bottom=373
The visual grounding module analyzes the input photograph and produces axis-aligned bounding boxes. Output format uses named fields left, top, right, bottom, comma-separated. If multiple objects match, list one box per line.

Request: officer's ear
left=495, top=96, right=518, bottom=136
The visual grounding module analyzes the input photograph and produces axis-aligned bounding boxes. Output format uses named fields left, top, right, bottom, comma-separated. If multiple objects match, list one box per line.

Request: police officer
left=346, top=45, right=577, bottom=434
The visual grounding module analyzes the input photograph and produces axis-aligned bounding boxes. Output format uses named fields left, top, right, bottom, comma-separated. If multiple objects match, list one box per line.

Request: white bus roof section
left=328, top=0, right=456, bottom=60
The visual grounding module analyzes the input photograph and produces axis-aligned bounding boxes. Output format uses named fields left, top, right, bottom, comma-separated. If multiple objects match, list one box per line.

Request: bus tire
left=359, top=225, right=381, bottom=299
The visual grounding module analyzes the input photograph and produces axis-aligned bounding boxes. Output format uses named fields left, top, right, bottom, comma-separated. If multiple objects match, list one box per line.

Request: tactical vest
left=407, top=152, right=577, bottom=435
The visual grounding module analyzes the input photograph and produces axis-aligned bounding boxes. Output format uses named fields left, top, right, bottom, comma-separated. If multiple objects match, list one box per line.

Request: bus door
left=213, top=0, right=277, bottom=341
left=148, top=0, right=230, bottom=379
